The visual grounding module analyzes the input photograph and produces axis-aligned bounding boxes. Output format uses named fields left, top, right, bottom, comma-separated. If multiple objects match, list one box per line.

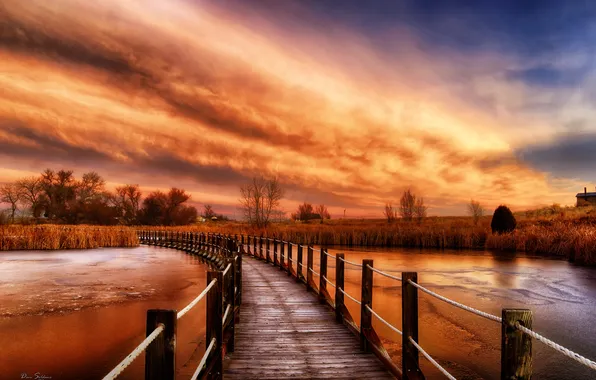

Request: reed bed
left=145, top=217, right=596, bottom=265
left=0, top=225, right=139, bottom=251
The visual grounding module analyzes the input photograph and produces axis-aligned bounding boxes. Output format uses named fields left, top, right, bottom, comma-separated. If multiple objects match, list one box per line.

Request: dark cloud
left=506, top=65, right=588, bottom=88
left=516, top=131, right=596, bottom=179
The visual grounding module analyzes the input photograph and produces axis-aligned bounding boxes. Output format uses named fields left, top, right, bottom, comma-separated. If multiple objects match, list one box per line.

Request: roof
left=576, top=192, right=596, bottom=198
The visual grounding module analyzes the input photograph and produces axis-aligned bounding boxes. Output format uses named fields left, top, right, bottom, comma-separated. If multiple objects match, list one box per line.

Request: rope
left=308, top=267, right=320, bottom=276
left=190, top=338, right=216, bottom=380
left=324, top=251, right=337, bottom=259
left=234, top=286, right=238, bottom=295
left=365, top=305, right=402, bottom=335
left=367, top=265, right=402, bottom=282
left=339, top=287, right=361, bottom=305
left=102, top=324, right=165, bottom=380
left=513, top=323, right=596, bottom=371
left=178, top=279, right=217, bottom=319
left=339, top=257, right=362, bottom=268
left=222, top=304, right=231, bottom=326
left=409, top=337, right=456, bottom=380
left=407, top=279, right=501, bottom=323
left=223, top=263, right=232, bottom=276
left=322, top=275, right=336, bottom=288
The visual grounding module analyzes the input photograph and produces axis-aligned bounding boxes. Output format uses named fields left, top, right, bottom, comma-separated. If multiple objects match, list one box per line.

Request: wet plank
left=223, top=256, right=395, bottom=379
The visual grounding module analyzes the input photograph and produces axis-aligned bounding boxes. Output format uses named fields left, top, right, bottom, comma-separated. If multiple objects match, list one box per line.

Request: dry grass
left=145, top=209, right=596, bottom=265
left=0, top=225, right=139, bottom=250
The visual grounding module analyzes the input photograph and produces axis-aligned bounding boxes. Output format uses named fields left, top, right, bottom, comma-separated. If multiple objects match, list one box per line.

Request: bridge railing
left=103, top=231, right=243, bottom=380
left=241, top=234, right=596, bottom=379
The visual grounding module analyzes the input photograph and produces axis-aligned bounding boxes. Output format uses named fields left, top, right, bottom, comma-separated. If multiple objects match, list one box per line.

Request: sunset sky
left=1, top=0, right=595, bottom=217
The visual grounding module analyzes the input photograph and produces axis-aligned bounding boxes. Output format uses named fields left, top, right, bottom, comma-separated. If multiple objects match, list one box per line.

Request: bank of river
left=311, top=247, right=596, bottom=379
left=0, top=246, right=211, bottom=379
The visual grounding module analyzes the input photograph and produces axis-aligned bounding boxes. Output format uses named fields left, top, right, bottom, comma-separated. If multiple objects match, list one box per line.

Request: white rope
left=409, top=337, right=456, bottom=380
left=312, top=247, right=321, bottom=252
left=309, top=267, right=320, bottom=276
left=288, top=257, right=295, bottom=263
left=339, top=287, right=361, bottom=305
left=514, top=322, right=596, bottom=371
left=407, top=279, right=501, bottom=323
left=102, top=324, right=165, bottom=380
left=177, top=279, right=217, bottom=319
left=324, top=251, right=337, bottom=259
left=190, top=337, right=217, bottom=380
left=339, top=257, right=362, bottom=268
left=223, top=263, right=232, bottom=276
left=365, top=305, right=402, bottom=335
left=323, top=275, right=336, bottom=288
left=222, top=304, right=231, bottom=326
left=298, top=262, right=303, bottom=267
left=367, top=265, right=402, bottom=282
left=234, top=286, right=238, bottom=295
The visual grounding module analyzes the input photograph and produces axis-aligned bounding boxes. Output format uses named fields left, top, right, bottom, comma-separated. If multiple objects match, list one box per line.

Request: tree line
left=0, top=169, right=198, bottom=225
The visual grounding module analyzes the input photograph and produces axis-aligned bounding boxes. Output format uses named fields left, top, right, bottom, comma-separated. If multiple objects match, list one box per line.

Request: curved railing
left=241, top=234, right=596, bottom=379
left=103, top=231, right=243, bottom=380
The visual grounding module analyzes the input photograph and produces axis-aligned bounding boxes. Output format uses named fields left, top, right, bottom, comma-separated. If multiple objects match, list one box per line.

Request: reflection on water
left=0, top=246, right=211, bottom=380
left=302, top=247, right=596, bottom=380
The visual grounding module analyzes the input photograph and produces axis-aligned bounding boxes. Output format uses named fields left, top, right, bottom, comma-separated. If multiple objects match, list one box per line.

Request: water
left=0, top=246, right=211, bottom=380
left=304, top=247, right=596, bottom=379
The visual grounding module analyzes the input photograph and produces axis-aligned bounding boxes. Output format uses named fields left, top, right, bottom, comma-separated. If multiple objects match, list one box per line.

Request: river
left=1, top=246, right=595, bottom=379
left=0, top=246, right=211, bottom=380
left=308, top=247, right=596, bottom=380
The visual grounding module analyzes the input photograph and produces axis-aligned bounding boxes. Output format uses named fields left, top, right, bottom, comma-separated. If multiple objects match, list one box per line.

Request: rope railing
left=324, top=250, right=337, bottom=259
left=308, top=267, right=320, bottom=277
left=409, top=337, right=456, bottom=380
left=178, top=278, right=218, bottom=320
left=513, top=322, right=596, bottom=371
left=222, top=263, right=232, bottom=277
left=367, top=264, right=402, bottom=282
left=339, top=287, right=361, bottom=305
left=365, top=305, right=402, bottom=336
left=190, top=338, right=217, bottom=380
left=222, top=304, right=232, bottom=326
left=322, top=275, right=335, bottom=288
left=102, top=324, right=165, bottom=380
left=407, top=279, right=502, bottom=323
left=339, top=256, right=362, bottom=268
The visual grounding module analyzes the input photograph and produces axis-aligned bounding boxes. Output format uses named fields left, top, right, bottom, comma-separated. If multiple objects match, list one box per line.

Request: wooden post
left=206, top=271, right=223, bottom=379
left=253, top=235, right=257, bottom=258
left=402, top=272, right=423, bottom=379
left=360, top=259, right=373, bottom=352
left=296, top=244, right=304, bottom=282
left=225, top=258, right=236, bottom=353
left=306, top=245, right=314, bottom=291
left=287, top=242, right=293, bottom=276
left=259, top=235, right=264, bottom=259
left=335, top=253, right=345, bottom=323
left=279, top=240, right=285, bottom=271
left=273, top=238, right=278, bottom=266
left=319, top=247, right=328, bottom=304
left=501, top=309, right=533, bottom=380
left=237, top=246, right=243, bottom=306
left=145, top=309, right=176, bottom=380
left=266, top=237, right=271, bottom=263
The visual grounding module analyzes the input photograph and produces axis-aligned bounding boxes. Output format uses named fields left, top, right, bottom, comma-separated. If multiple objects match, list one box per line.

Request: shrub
left=491, top=205, right=517, bottom=234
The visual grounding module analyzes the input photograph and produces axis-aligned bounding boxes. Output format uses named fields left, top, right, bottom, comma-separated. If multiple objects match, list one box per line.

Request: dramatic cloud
left=0, top=0, right=592, bottom=216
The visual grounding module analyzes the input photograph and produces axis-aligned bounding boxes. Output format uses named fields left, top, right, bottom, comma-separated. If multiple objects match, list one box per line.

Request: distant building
left=576, top=187, right=596, bottom=207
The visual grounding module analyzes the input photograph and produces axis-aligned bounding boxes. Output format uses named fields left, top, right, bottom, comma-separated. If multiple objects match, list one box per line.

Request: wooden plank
left=501, top=309, right=533, bottom=379
left=223, top=256, right=395, bottom=379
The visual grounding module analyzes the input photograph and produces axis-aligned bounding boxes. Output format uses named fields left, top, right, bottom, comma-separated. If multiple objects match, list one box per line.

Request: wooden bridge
left=102, top=231, right=596, bottom=380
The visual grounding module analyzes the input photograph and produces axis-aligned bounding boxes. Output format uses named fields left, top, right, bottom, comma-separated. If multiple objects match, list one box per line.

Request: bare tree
left=113, top=184, right=142, bottom=224
left=203, top=204, right=216, bottom=219
left=414, top=197, right=428, bottom=223
left=315, top=204, right=331, bottom=220
left=399, top=189, right=416, bottom=221
left=467, top=199, right=485, bottom=225
left=0, top=183, right=23, bottom=223
left=239, top=176, right=284, bottom=227
left=384, top=203, right=397, bottom=223
left=16, top=176, right=44, bottom=218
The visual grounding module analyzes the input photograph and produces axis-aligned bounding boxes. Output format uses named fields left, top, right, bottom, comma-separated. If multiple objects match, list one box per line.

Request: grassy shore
left=149, top=206, right=596, bottom=265
left=0, top=225, right=139, bottom=250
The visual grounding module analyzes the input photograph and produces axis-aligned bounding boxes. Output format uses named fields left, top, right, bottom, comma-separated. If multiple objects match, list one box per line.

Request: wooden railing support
left=360, top=259, right=373, bottom=352
left=273, top=238, right=278, bottom=266
left=306, top=245, right=314, bottom=291
left=259, top=235, right=264, bottom=260
left=266, top=237, right=271, bottom=263
left=145, top=309, right=176, bottom=380
left=402, top=272, right=424, bottom=379
left=279, top=240, right=285, bottom=271
left=287, top=242, right=293, bottom=276
left=206, top=271, right=223, bottom=379
left=226, top=258, right=236, bottom=353
left=296, top=244, right=304, bottom=282
left=501, top=309, right=533, bottom=380
left=319, top=247, right=328, bottom=304
left=335, top=253, right=345, bottom=323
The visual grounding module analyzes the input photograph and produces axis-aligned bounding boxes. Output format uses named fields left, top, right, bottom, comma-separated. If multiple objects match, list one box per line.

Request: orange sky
left=0, top=0, right=587, bottom=217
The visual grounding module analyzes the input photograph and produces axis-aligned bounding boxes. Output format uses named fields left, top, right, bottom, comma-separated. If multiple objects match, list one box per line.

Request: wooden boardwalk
left=223, top=256, right=395, bottom=379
